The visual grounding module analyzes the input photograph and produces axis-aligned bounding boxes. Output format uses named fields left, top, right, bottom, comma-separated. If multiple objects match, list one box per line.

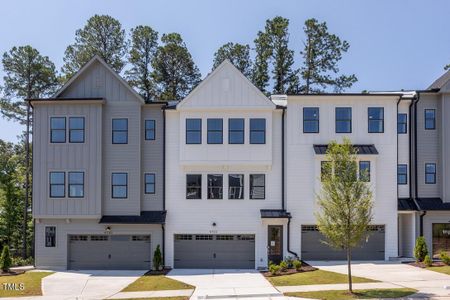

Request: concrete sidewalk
left=107, top=288, right=194, bottom=299
left=277, top=282, right=403, bottom=293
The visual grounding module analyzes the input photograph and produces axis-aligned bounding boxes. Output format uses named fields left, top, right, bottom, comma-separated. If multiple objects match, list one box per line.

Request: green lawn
left=267, top=270, right=377, bottom=286
left=286, top=288, right=417, bottom=300
left=121, top=275, right=194, bottom=292
left=115, top=298, right=189, bottom=300
left=427, top=266, right=450, bottom=275
left=0, top=271, right=53, bottom=298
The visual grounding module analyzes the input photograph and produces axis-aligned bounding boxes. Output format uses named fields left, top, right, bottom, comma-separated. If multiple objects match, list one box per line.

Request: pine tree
left=212, top=42, right=252, bottom=78
left=252, top=31, right=271, bottom=94
left=445, top=64, right=449, bottom=71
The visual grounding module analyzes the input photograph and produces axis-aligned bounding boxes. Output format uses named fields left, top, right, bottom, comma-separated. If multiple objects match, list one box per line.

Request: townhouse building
left=30, top=55, right=450, bottom=270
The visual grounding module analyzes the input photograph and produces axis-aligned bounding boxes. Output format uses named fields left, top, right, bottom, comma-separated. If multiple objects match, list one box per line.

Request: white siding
left=398, top=101, right=411, bottom=198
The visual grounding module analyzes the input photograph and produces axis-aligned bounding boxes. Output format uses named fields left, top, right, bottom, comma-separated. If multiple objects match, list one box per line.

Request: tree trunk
left=347, top=247, right=353, bottom=293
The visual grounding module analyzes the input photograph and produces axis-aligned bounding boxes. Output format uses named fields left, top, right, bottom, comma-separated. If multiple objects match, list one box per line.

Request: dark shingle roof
left=260, top=209, right=291, bottom=218
left=428, top=70, right=450, bottom=90
left=99, top=211, right=166, bottom=224
left=398, top=198, right=419, bottom=211
left=416, top=198, right=450, bottom=210
left=313, top=144, right=379, bottom=155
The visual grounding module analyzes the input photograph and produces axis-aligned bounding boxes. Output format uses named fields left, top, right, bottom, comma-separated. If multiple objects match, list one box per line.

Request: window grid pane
left=368, top=107, right=384, bottom=133
left=335, top=108, right=352, bottom=133
left=425, top=109, right=436, bottom=130
left=250, top=174, right=265, bottom=199
left=186, top=174, right=202, bottom=199
left=303, top=108, right=319, bottom=133
left=207, top=174, right=223, bottom=199
left=145, top=120, right=156, bottom=140
left=425, top=163, right=436, bottom=184
left=145, top=173, right=156, bottom=194
left=69, top=172, right=84, bottom=198
left=398, top=164, right=408, bottom=185
left=112, top=119, right=128, bottom=144
left=112, top=173, right=128, bottom=198
left=229, top=119, right=244, bottom=144
left=229, top=174, right=244, bottom=199
left=49, top=172, right=65, bottom=198
left=207, top=119, right=223, bottom=144
left=186, top=119, right=202, bottom=144
left=250, top=119, right=266, bottom=144
left=50, top=117, right=66, bottom=143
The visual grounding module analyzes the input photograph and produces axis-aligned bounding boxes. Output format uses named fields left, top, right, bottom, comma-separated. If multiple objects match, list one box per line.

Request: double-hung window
left=112, top=119, right=128, bottom=144
left=49, top=172, right=65, bottom=198
left=250, top=119, right=266, bottom=144
left=228, top=119, right=244, bottom=144
left=207, top=119, right=223, bottom=144
left=229, top=174, right=244, bottom=199
left=425, top=163, right=436, bottom=184
left=68, top=172, right=84, bottom=198
left=69, top=117, right=85, bottom=143
left=359, top=161, right=370, bottom=182
left=186, top=174, right=202, bottom=199
left=111, top=173, right=128, bottom=198
left=398, top=164, right=407, bottom=185
left=397, top=113, right=407, bottom=134
left=303, top=107, right=319, bottom=133
left=45, top=226, right=56, bottom=247
left=335, top=107, right=352, bottom=133
left=186, top=119, right=202, bottom=144
left=145, top=120, right=156, bottom=140
left=207, top=174, right=223, bottom=199
left=250, top=174, right=265, bottom=199
left=368, top=107, right=384, bottom=133
left=145, top=173, right=155, bottom=194
left=50, top=117, right=66, bottom=143
left=425, top=109, right=436, bottom=130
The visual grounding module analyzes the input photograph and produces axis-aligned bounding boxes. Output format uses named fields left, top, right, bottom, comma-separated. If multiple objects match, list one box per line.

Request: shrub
left=440, top=251, right=450, bottom=265
left=293, top=259, right=302, bottom=271
left=0, top=246, right=12, bottom=272
left=279, top=260, right=288, bottom=271
left=424, top=255, right=433, bottom=267
left=284, top=256, right=294, bottom=268
left=11, top=256, right=34, bottom=267
left=269, top=263, right=281, bottom=275
left=153, top=244, right=162, bottom=270
left=414, top=236, right=429, bottom=262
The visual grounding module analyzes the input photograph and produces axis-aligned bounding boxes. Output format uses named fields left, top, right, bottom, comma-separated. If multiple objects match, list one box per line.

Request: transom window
left=368, top=107, right=384, bottom=133
left=359, top=161, right=370, bottom=182
left=228, top=118, right=244, bottom=144
left=50, top=117, right=66, bottom=143
left=112, top=119, right=128, bottom=144
left=425, top=163, right=436, bottom=184
left=45, top=226, right=56, bottom=247
left=229, top=174, right=244, bottom=199
left=68, top=172, right=84, bottom=198
left=186, top=174, right=201, bottom=199
left=250, top=119, right=266, bottom=144
left=250, top=174, right=265, bottom=199
left=145, top=173, right=155, bottom=194
left=425, top=109, right=436, bottom=130
left=49, top=172, right=65, bottom=198
left=207, top=119, right=223, bottom=144
left=303, top=107, right=319, bottom=133
left=145, top=120, right=156, bottom=140
left=397, top=113, right=407, bottom=134
left=207, top=174, right=223, bottom=199
left=335, top=107, right=352, bottom=133
left=186, top=119, right=202, bottom=144
left=398, top=164, right=407, bottom=185
left=69, top=117, right=85, bottom=143
left=111, top=173, right=128, bottom=198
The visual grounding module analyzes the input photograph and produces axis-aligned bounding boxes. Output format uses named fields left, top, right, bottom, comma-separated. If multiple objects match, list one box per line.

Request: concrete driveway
left=167, top=269, right=284, bottom=300
left=310, top=261, right=450, bottom=298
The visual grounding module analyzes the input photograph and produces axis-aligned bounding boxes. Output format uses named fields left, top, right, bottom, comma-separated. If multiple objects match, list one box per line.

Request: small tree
left=153, top=244, right=162, bottom=271
left=1, top=245, right=12, bottom=272
left=414, top=236, right=428, bottom=262
left=315, top=138, right=373, bottom=293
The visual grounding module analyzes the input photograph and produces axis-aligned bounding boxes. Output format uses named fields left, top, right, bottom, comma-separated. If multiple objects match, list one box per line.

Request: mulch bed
left=261, top=261, right=317, bottom=277
left=143, top=268, right=172, bottom=276
left=409, top=261, right=446, bottom=268
left=0, top=270, right=25, bottom=276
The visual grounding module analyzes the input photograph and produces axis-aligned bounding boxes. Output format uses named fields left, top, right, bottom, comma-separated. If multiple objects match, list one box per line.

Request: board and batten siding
left=32, top=103, right=102, bottom=217
left=398, top=100, right=411, bottom=198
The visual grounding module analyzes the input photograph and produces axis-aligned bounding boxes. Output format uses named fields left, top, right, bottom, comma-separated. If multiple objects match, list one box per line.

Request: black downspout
left=414, top=93, right=427, bottom=236
left=287, top=217, right=298, bottom=258
left=162, top=106, right=166, bottom=266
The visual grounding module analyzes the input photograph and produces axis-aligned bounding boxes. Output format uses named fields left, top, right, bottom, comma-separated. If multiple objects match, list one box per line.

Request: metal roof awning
left=260, top=209, right=291, bottom=219
left=99, top=211, right=166, bottom=224
left=416, top=198, right=450, bottom=211
left=313, top=144, right=379, bottom=155
left=398, top=198, right=419, bottom=211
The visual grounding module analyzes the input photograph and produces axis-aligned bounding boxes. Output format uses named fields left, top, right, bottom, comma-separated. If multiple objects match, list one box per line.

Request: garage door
left=301, top=225, right=385, bottom=260
left=174, top=234, right=255, bottom=269
left=69, top=235, right=151, bottom=270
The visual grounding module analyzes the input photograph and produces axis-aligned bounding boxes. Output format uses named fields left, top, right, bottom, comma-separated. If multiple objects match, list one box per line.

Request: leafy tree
left=62, top=15, right=127, bottom=78
left=212, top=42, right=252, bottom=78
left=300, top=18, right=357, bottom=93
left=152, top=33, right=201, bottom=100
left=0, top=245, right=12, bottom=272
left=1, top=46, right=58, bottom=124
left=252, top=31, right=271, bottom=94
left=125, top=25, right=159, bottom=102
left=315, top=138, right=373, bottom=293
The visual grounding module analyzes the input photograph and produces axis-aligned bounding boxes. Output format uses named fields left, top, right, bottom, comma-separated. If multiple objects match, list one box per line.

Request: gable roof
left=177, top=60, right=275, bottom=109
left=54, top=55, right=145, bottom=104
left=428, top=70, right=450, bottom=90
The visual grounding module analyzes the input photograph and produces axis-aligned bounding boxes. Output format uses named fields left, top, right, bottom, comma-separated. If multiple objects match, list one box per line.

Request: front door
left=268, top=225, right=283, bottom=264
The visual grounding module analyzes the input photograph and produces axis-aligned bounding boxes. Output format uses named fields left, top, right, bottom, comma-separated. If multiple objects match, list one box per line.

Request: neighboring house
left=30, top=54, right=450, bottom=270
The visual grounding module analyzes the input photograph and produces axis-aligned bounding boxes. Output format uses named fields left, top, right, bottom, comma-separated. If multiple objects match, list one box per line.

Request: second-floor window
left=112, top=119, right=128, bottom=144
left=145, top=120, right=156, bottom=140
left=303, top=107, right=319, bottom=133
left=50, top=117, right=66, bottom=143
left=207, top=119, right=223, bottom=144
left=68, top=172, right=84, bottom=198
left=425, top=109, right=436, bottom=130
left=186, top=174, right=201, bottom=199
left=250, top=119, right=266, bottom=144
left=368, top=107, right=384, bottom=133
left=250, top=174, right=265, bottom=199
left=228, top=118, right=244, bottom=144
left=208, top=174, right=223, bottom=199
left=45, top=226, right=56, bottom=247
left=229, top=174, right=244, bottom=199
left=49, top=172, right=65, bottom=198
left=335, top=107, right=352, bottom=133
left=69, top=117, right=85, bottom=143
left=359, top=161, right=370, bottom=182
left=111, top=173, right=127, bottom=198
left=425, top=163, right=436, bottom=184
left=398, top=164, right=407, bottom=185
left=398, top=113, right=407, bottom=134
left=186, top=119, right=202, bottom=144
left=145, top=173, right=155, bottom=194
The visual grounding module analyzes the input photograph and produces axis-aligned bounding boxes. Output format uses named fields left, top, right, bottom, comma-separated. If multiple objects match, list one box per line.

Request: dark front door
left=268, top=225, right=283, bottom=264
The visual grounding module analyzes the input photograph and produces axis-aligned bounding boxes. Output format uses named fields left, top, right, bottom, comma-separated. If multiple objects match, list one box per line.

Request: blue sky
left=0, top=0, right=448, bottom=142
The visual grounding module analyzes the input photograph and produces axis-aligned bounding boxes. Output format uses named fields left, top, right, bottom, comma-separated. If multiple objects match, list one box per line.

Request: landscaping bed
left=285, top=288, right=417, bottom=300
left=261, top=261, right=317, bottom=277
